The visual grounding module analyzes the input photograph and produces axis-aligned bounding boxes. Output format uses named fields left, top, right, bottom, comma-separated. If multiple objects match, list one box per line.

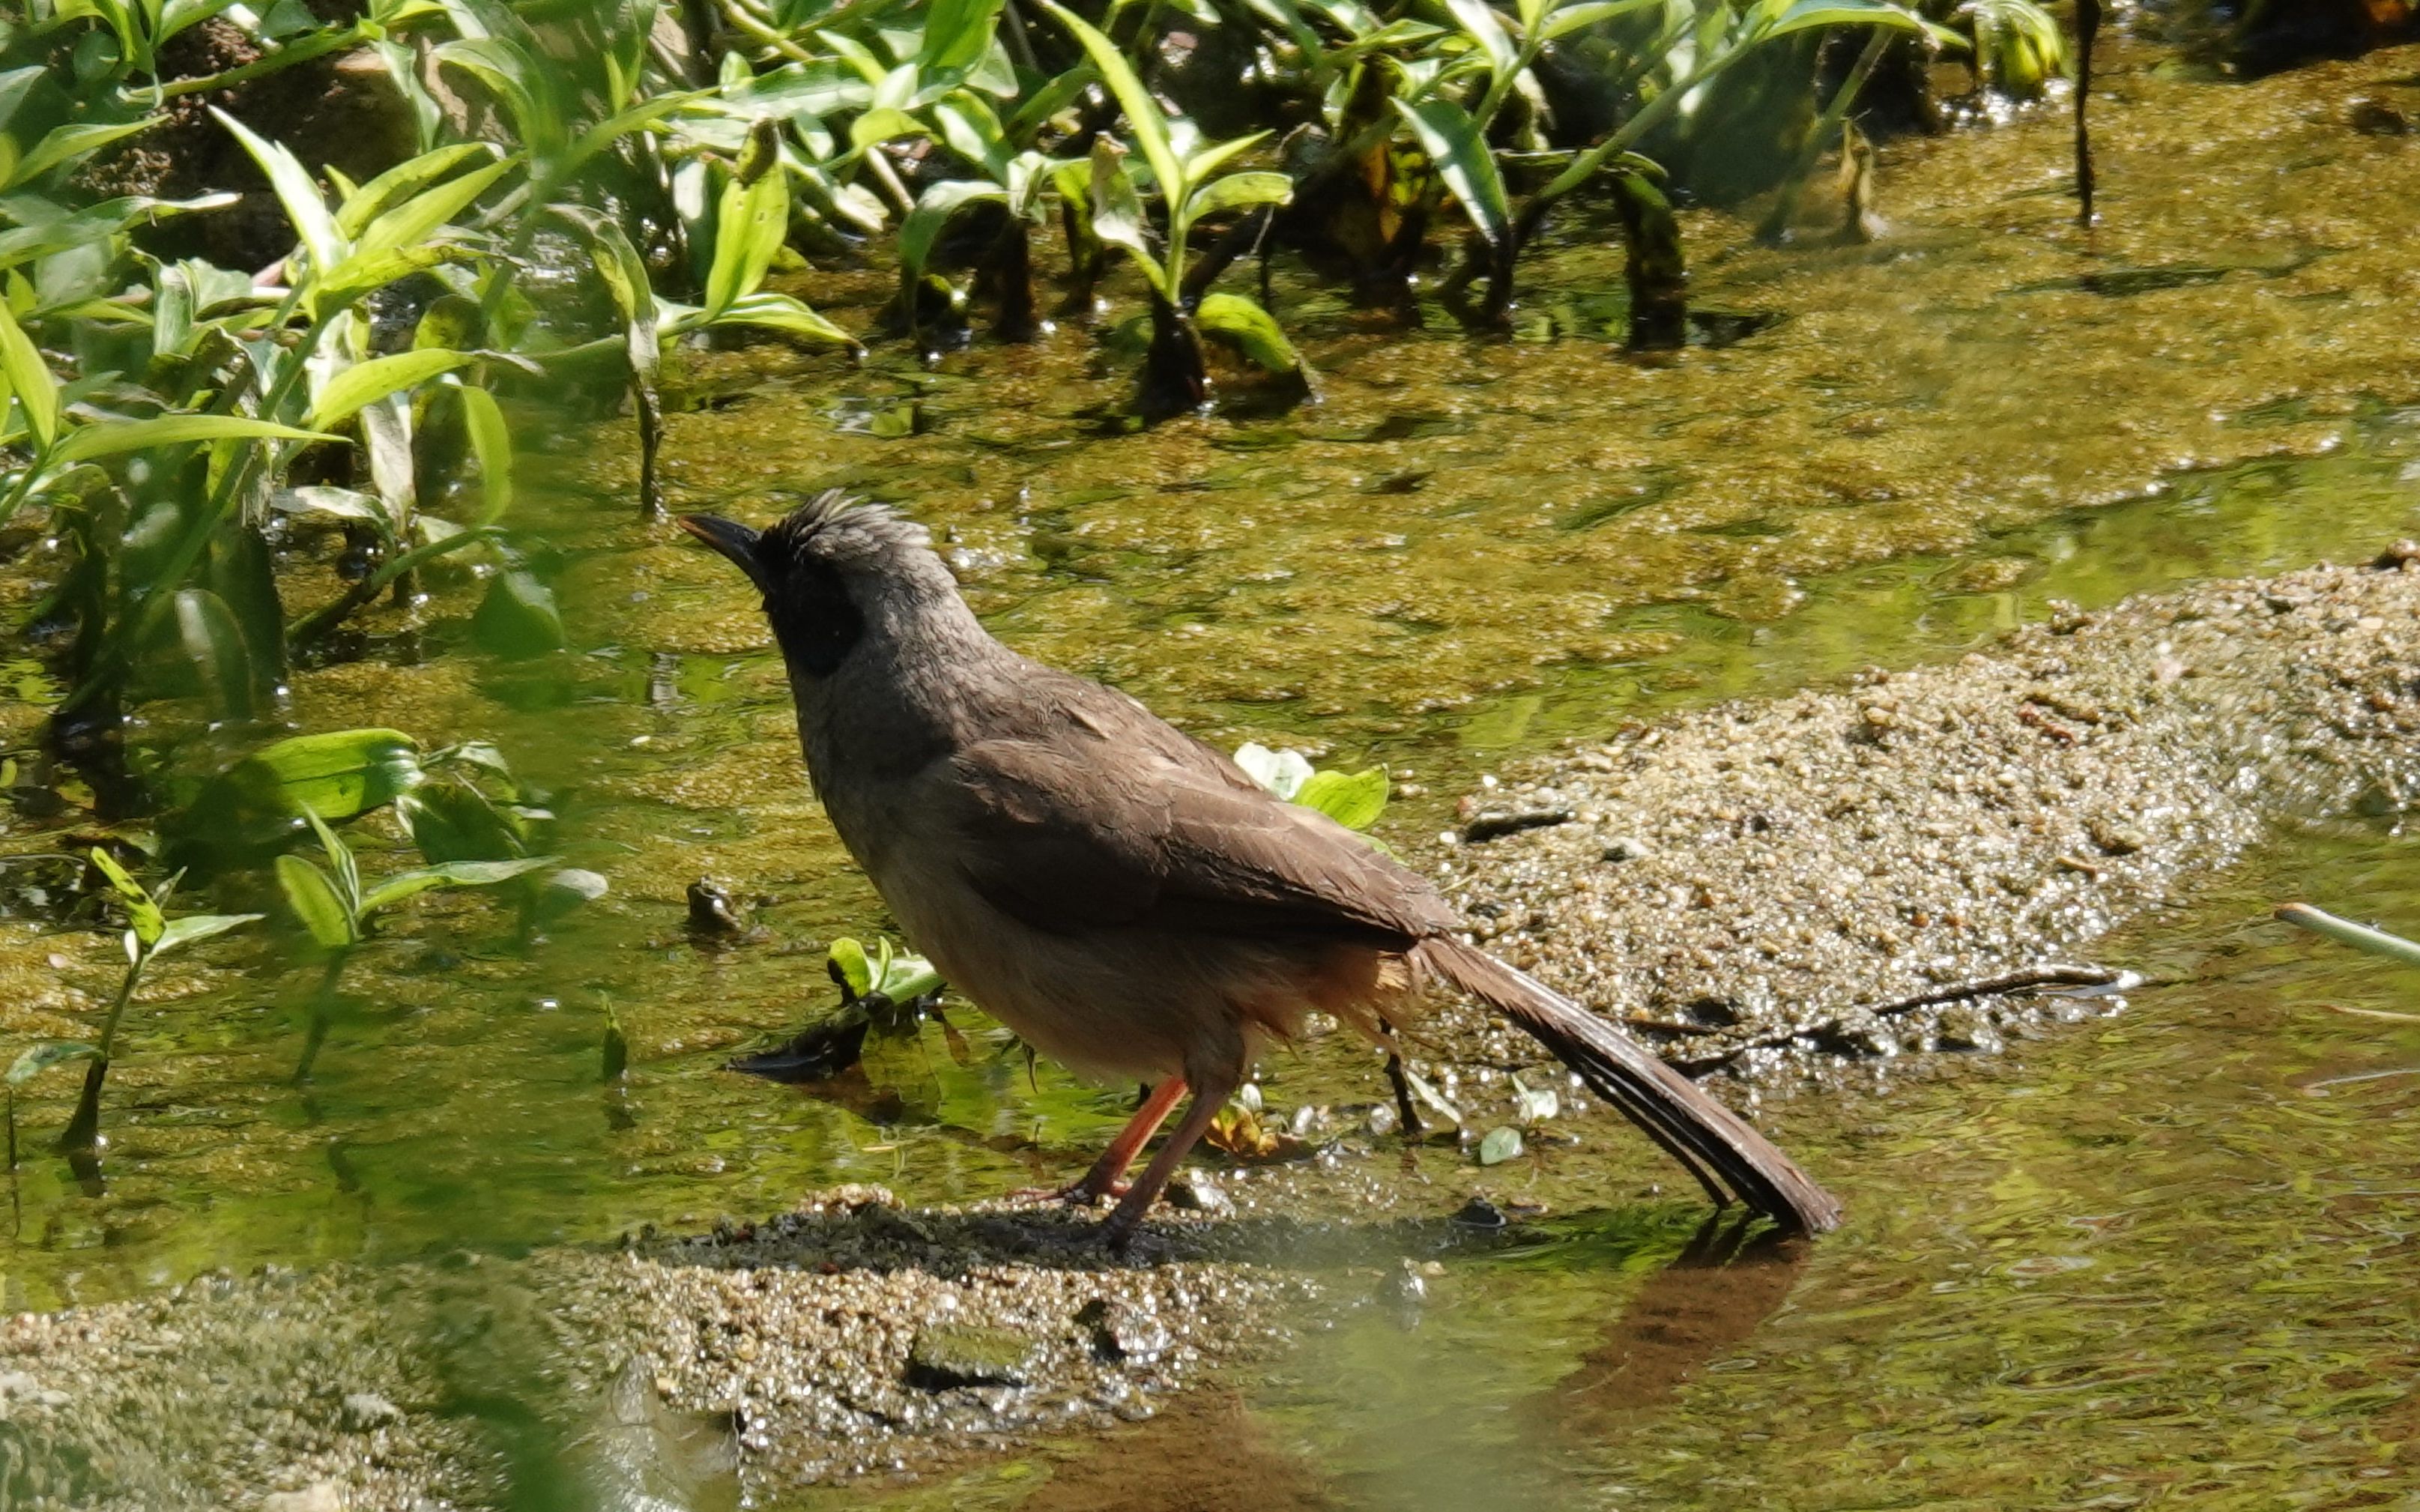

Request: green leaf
left=274, top=485, right=390, bottom=530
left=874, top=951, right=943, bottom=1002
left=1193, top=291, right=1302, bottom=375
left=1294, top=766, right=1389, bottom=830
left=160, top=587, right=256, bottom=721
left=276, top=853, right=358, bottom=949
left=920, top=0, right=1006, bottom=73
left=1179, top=169, right=1292, bottom=233
left=829, top=937, right=874, bottom=999
left=300, top=805, right=360, bottom=912
left=4, top=118, right=158, bottom=191
left=1539, top=0, right=1657, bottom=40
left=357, top=855, right=560, bottom=916
left=455, top=382, right=513, bottom=524
left=211, top=107, right=343, bottom=273
left=151, top=912, right=264, bottom=957
left=53, top=414, right=336, bottom=464
left=471, top=569, right=565, bottom=659
left=1477, top=1125, right=1524, bottom=1165
left=898, top=180, right=1007, bottom=286
left=704, top=161, right=790, bottom=318
left=399, top=782, right=527, bottom=865
left=315, top=242, right=483, bottom=313
left=333, top=142, right=496, bottom=238
left=1445, top=0, right=1518, bottom=73
left=87, top=847, right=165, bottom=947
left=1394, top=97, right=1510, bottom=248
left=695, top=291, right=858, bottom=350
left=549, top=204, right=662, bottom=378
left=220, top=728, right=425, bottom=824
left=7, top=1041, right=99, bottom=1086
left=346, top=154, right=516, bottom=265
left=559, top=88, right=708, bottom=184
left=1182, top=130, right=1271, bottom=187
left=1038, top=1, right=1185, bottom=208
left=848, top=106, right=928, bottom=152
left=1752, top=0, right=1934, bottom=42
left=309, top=349, right=474, bottom=431
left=1086, top=139, right=1166, bottom=295
left=0, top=194, right=237, bottom=271
left=0, top=297, right=58, bottom=451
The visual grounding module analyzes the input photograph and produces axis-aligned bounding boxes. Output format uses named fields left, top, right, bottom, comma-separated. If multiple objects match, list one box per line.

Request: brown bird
left=683, top=494, right=1839, bottom=1245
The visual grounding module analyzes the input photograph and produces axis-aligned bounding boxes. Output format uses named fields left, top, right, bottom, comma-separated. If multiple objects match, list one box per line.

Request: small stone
left=905, top=1324, right=1035, bottom=1390
left=2349, top=97, right=2411, bottom=135
left=2371, top=539, right=2420, bottom=570
left=2087, top=817, right=2146, bottom=856
left=1602, top=836, right=1653, bottom=862
left=1935, top=1006, right=2003, bottom=1055
left=1450, top=1196, right=1507, bottom=1230
left=340, top=1391, right=402, bottom=1432
left=1074, top=1298, right=1170, bottom=1363
left=1165, top=1170, right=1232, bottom=1215
left=261, top=1486, right=345, bottom=1512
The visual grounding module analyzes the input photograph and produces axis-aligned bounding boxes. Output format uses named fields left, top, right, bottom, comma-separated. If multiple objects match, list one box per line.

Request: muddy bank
left=6, top=549, right=2419, bottom=1508
left=1412, top=548, right=2420, bottom=1103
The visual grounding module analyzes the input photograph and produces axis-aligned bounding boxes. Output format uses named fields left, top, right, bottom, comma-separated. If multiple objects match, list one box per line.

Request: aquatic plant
left=1039, top=1, right=1302, bottom=417
left=727, top=935, right=945, bottom=1081
left=10, top=849, right=261, bottom=1155
left=276, top=804, right=560, bottom=1080
left=1235, top=741, right=1391, bottom=832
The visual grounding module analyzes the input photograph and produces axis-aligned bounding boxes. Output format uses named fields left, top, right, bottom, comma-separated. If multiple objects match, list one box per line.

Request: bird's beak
left=679, top=514, right=769, bottom=593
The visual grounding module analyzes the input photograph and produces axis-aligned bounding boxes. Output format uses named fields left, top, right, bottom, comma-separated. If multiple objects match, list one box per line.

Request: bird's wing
left=940, top=677, right=1456, bottom=943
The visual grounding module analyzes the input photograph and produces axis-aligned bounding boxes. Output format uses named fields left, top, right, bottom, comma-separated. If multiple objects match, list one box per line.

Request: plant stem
left=59, top=953, right=148, bottom=1153
left=2073, top=0, right=2101, bottom=226
left=2276, top=904, right=2420, bottom=968
left=292, top=951, right=351, bottom=1085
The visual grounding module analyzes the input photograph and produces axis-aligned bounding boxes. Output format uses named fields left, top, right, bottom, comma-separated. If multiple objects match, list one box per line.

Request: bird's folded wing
left=942, top=729, right=1455, bottom=943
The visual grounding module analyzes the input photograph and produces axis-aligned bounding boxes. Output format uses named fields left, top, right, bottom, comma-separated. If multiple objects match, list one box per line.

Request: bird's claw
left=1008, top=1178, right=1129, bottom=1206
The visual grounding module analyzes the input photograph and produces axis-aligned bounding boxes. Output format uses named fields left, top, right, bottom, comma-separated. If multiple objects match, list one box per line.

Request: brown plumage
left=683, top=493, right=1840, bottom=1244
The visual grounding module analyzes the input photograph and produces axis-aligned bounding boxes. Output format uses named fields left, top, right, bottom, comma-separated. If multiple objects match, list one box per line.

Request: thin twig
left=1869, top=964, right=2140, bottom=1018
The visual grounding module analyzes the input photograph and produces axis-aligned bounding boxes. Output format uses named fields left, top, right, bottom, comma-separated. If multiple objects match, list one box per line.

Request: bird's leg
left=1377, top=1022, right=1424, bottom=1140
left=1102, top=1066, right=1240, bottom=1251
left=1042, top=1075, right=1188, bottom=1203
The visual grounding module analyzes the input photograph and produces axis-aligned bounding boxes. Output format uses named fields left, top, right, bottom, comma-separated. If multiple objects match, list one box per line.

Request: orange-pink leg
left=1022, top=1077, right=1188, bottom=1205
left=1103, top=1066, right=1241, bottom=1250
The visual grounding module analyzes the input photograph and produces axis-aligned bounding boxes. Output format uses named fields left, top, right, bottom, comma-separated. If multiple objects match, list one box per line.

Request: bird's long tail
left=1409, top=937, right=1841, bottom=1234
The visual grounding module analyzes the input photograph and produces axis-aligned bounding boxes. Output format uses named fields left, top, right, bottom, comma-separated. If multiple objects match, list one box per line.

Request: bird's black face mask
left=680, top=513, right=865, bottom=677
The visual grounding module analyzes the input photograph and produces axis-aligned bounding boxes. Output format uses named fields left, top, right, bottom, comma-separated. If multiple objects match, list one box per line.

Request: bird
left=682, top=493, right=1840, bottom=1246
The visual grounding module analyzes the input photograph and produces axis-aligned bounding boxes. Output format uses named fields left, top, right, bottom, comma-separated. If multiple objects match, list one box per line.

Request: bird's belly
left=862, top=853, right=1383, bottom=1085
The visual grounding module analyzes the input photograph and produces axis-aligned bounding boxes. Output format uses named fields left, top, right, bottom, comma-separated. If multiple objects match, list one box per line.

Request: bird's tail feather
left=1409, top=937, right=1841, bottom=1234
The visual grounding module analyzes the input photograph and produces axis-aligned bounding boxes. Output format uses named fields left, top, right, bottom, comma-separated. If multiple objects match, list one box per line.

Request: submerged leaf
left=1194, top=292, right=1302, bottom=375
left=7, top=1041, right=99, bottom=1086
left=472, top=570, right=565, bottom=659
left=1477, top=1125, right=1524, bottom=1165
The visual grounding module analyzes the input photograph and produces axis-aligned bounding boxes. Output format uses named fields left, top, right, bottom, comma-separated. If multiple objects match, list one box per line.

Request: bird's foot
left=1008, top=1177, right=1128, bottom=1206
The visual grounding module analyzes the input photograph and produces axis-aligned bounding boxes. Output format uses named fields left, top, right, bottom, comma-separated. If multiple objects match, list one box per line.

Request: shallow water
left=860, top=822, right=2420, bottom=1512
left=2, top=30, right=2419, bottom=1509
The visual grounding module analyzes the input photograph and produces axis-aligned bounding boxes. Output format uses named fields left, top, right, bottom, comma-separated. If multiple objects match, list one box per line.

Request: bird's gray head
left=680, top=492, right=959, bottom=679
